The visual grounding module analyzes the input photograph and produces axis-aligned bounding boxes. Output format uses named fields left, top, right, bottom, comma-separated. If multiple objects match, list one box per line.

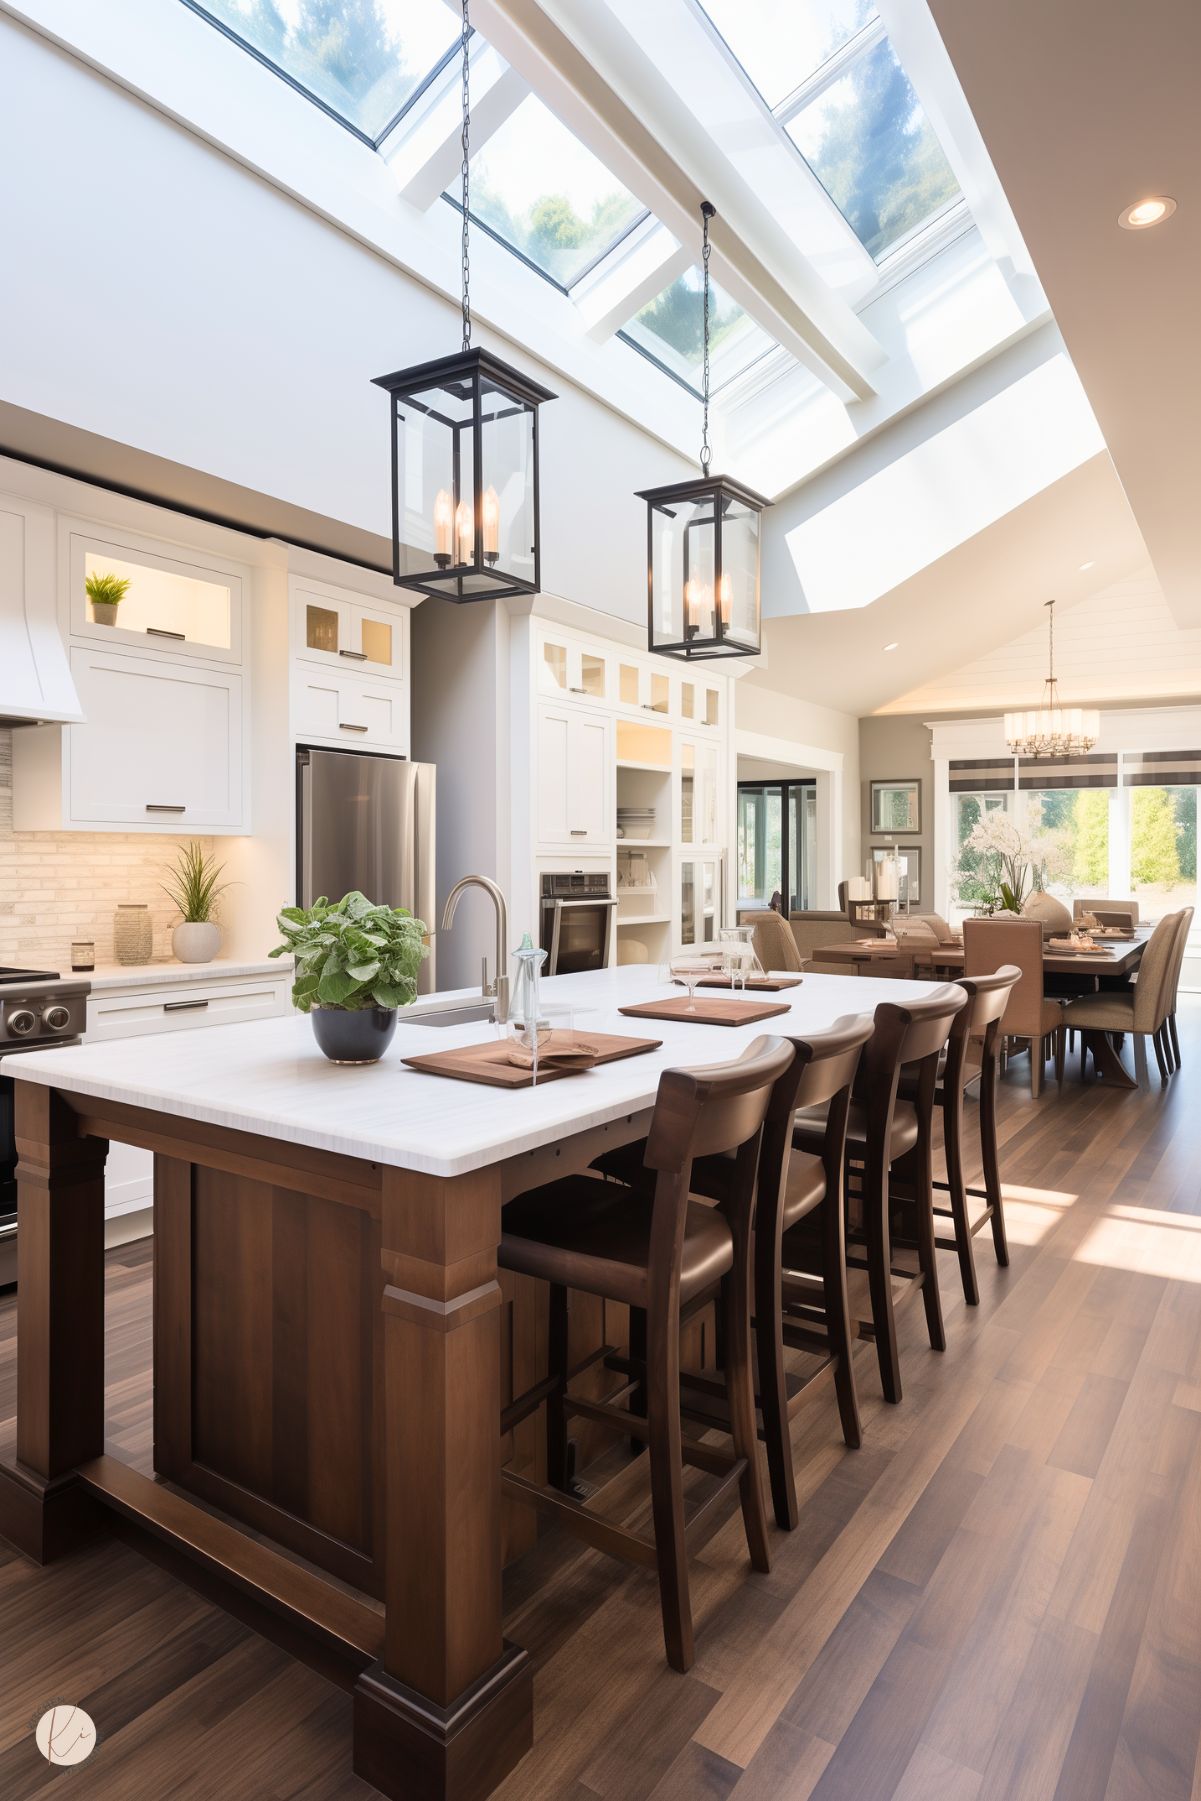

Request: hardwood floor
left=3, top=1011, right=1201, bottom=1799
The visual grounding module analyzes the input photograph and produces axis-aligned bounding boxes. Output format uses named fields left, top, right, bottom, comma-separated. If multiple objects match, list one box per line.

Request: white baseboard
left=105, top=1207, right=152, bottom=1249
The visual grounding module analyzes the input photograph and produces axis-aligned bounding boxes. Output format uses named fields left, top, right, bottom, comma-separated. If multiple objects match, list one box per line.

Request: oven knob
left=43, top=1005, right=72, bottom=1032
left=7, top=1008, right=37, bottom=1036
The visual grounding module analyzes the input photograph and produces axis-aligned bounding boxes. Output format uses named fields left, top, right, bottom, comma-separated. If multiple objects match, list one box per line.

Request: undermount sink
left=411, top=1000, right=497, bottom=1029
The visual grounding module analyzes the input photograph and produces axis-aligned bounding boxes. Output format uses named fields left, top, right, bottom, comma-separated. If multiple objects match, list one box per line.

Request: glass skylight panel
left=622, top=268, right=776, bottom=394
left=190, top=0, right=460, bottom=139
left=461, top=94, right=648, bottom=289
left=786, top=38, right=961, bottom=260
left=698, top=0, right=877, bottom=109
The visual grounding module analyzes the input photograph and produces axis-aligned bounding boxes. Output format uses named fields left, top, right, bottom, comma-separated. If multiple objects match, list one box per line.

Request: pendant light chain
left=1046, top=598, right=1055, bottom=688
left=699, top=201, right=715, bottom=474
left=460, top=0, right=471, bottom=352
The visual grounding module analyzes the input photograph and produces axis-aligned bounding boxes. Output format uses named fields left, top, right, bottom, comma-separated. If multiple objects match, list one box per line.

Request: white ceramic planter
left=172, top=920, right=221, bottom=963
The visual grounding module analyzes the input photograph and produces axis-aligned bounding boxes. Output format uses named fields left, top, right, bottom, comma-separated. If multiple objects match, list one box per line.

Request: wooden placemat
left=402, top=1031, right=662, bottom=1089
left=619, top=996, right=792, bottom=1027
left=694, top=975, right=803, bottom=992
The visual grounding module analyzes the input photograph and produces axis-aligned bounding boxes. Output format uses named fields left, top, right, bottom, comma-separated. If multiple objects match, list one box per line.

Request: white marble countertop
left=5, top=967, right=949, bottom=1178
left=79, top=958, right=291, bottom=993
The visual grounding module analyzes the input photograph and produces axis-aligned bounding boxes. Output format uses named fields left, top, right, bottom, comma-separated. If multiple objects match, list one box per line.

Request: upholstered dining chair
left=499, top=1035, right=793, bottom=1673
left=963, top=917, right=1064, bottom=1097
left=748, top=908, right=805, bottom=974
left=1073, top=897, right=1139, bottom=925
left=1162, top=906, right=1192, bottom=1071
left=1062, top=911, right=1180, bottom=1087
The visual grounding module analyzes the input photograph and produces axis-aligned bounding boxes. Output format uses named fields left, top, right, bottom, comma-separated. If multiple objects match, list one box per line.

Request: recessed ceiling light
left=1118, top=195, right=1176, bottom=230
left=1079, top=560, right=1095, bottom=571
left=883, top=641, right=899, bottom=651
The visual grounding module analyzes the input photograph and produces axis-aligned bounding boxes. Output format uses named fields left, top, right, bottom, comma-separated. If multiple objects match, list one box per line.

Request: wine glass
left=670, top=955, right=709, bottom=1013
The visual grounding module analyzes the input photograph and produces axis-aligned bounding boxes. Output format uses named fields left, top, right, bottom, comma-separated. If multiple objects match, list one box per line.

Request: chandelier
left=638, top=201, right=769, bottom=660
left=1004, top=600, right=1099, bottom=757
left=372, top=0, right=555, bottom=602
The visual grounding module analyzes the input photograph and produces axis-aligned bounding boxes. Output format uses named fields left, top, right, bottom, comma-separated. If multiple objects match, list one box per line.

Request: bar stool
left=792, top=989, right=967, bottom=1405
left=499, top=1035, right=793, bottom=1673
left=591, top=1018, right=872, bottom=1531
left=923, top=967, right=1019, bottom=1305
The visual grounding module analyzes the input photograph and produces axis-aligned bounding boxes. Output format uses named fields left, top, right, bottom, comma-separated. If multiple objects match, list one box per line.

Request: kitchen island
left=0, top=964, right=942, bottom=1801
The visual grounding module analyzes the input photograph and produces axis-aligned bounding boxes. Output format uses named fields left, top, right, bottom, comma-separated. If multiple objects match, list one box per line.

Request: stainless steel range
left=0, top=967, right=90, bottom=1288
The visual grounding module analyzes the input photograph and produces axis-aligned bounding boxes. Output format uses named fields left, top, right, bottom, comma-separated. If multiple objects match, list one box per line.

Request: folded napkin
left=504, top=1030, right=601, bottom=1070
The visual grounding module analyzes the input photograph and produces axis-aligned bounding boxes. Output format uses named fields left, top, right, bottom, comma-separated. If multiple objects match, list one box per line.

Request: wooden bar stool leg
left=547, top=1283, right=571, bottom=1492
left=912, top=1147, right=946, bottom=1354
left=942, top=1090, right=980, bottom=1306
left=628, top=1306, right=647, bottom=1456
left=721, top=1265, right=770, bottom=1574
left=821, top=1180, right=862, bottom=1452
left=646, top=1295, right=693, bottom=1673
left=862, top=1147, right=902, bottom=1404
left=754, top=1219, right=797, bottom=1531
left=980, top=1050, right=1009, bottom=1267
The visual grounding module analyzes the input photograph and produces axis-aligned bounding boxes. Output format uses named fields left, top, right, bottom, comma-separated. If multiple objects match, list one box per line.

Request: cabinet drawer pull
left=570, top=829, right=587, bottom=837
left=568, top=686, right=587, bottom=694
left=146, top=803, right=187, bottom=813
left=163, top=999, right=209, bottom=1012
left=339, top=722, right=369, bottom=733
left=146, top=626, right=186, bottom=640
left=338, top=648, right=368, bottom=660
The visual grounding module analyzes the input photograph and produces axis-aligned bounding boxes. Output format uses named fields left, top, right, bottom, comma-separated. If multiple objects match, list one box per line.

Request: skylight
left=698, top=0, right=877, bottom=109
left=620, top=268, right=777, bottom=396
left=186, top=0, right=460, bottom=141
left=453, top=94, right=650, bottom=290
left=786, top=39, right=961, bottom=260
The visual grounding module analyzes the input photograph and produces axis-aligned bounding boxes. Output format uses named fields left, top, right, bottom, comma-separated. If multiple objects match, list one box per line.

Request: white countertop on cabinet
left=6, top=967, right=951, bottom=1178
left=81, top=957, right=290, bottom=992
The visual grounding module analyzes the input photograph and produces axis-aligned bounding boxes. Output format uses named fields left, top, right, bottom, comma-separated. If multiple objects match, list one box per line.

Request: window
left=785, top=38, right=960, bottom=260
left=620, top=268, right=777, bottom=396
left=456, top=94, right=649, bottom=289
left=738, top=780, right=816, bottom=911
left=186, top=0, right=461, bottom=141
left=697, top=0, right=877, bottom=109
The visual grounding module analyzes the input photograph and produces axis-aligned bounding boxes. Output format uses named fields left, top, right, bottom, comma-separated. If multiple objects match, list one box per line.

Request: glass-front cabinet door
left=617, top=660, right=671, bottom=715
left=297, top=587, right=404, bottom=677
left=539, top=636, right=607, bottom=702
left=70, top=532, right=242, bottom=663
left=680, top=857, right=720, bottom=948
left=680, top=738, right=719, bottom=848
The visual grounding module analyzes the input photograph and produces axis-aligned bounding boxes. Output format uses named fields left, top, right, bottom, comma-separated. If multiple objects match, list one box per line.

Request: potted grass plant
left=86, top=569, right=132, bottom=625
left=161, top=841, right=231, bottom=963
left=270, top=891, right=428, bottom=1063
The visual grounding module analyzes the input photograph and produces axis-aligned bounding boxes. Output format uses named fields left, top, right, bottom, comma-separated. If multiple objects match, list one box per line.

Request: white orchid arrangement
left=954, top=813, right=1066, bottom=913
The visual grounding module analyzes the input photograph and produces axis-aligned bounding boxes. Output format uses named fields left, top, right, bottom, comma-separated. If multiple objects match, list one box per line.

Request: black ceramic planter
left=310, top=1006, right=398, bottom=1064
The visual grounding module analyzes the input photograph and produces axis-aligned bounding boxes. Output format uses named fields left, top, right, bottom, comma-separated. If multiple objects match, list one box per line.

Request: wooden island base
left=0, top=1080, right=647, bottom=1801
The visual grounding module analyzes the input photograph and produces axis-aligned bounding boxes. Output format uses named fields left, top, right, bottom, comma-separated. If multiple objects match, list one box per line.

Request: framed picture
left=870, top=779, right=921, bottom=835
left=871, top=844, right=921, bottom=907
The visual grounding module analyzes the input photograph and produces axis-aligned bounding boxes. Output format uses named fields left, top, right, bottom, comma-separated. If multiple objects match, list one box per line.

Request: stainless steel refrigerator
left=297, top=748, right=437, bottom=994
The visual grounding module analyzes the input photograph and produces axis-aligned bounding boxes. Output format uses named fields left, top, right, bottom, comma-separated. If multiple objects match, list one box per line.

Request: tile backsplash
left=0, top=728, right=215, bottom=969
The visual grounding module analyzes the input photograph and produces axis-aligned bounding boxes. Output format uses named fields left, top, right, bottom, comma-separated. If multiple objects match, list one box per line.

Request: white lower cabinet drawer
left=86, top=975, right=290, bottom=1042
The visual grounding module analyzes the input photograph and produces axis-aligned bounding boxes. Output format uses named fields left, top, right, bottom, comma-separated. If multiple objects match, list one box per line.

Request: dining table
left=813, top=927, right=1151, bottom=1087
left=0, top=962, right=945, bottom=1801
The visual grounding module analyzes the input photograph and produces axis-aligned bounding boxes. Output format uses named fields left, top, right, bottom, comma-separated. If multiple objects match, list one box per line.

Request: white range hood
left=0, top=493, right=83, bottom=726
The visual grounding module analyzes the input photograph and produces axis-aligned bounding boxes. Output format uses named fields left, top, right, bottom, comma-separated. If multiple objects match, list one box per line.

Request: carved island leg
left=353, top=1164, right=532, bottom=1801
left=0, top=1084, right=107, bottom=1562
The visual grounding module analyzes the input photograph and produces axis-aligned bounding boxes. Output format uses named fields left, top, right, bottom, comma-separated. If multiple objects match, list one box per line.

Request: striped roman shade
left=1017, top=753, right=1117, bottom=790
left=949, top=758, right=1015, bottom=793
left=1122, top=750, right=1201, bottom=786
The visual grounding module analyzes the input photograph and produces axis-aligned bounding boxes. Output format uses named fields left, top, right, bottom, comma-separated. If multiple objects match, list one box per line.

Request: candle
left=454, top=499, right=473, bottom=566
left=848, top=876, right=871, bottom=900
left=433, top=489, right=452, bottom=566
left=482, top=486, right=500, bottom=563
left=876, top=857, right=898, bottom=901
left=717, top=571, right=732, bottom=629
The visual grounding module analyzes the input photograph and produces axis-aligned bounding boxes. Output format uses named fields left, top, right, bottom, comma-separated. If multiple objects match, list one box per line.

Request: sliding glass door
left=737, top=779, right=817, bottom=912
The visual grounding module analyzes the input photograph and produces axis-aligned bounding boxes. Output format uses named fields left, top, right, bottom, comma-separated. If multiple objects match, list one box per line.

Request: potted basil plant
left=86, top=569, right=132, bottom=625
left=270, top=891, right=428, bottom=1064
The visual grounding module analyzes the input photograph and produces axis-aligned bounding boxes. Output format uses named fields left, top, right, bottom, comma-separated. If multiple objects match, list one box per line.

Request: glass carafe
left=718, top=924, right=761, bottom=990
left=511, top=936, right=548, bottom=1047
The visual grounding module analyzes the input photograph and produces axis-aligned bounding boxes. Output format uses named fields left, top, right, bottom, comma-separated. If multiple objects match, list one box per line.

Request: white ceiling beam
left=573, top=219, right=690, bottom=341
left=379, top=40, right=528, bottom=211
left=470, top=0, right=886, bottom=402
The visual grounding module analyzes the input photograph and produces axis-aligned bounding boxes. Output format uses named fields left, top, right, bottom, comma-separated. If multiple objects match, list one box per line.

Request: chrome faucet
left=441, top=876, right=511, bottom=1025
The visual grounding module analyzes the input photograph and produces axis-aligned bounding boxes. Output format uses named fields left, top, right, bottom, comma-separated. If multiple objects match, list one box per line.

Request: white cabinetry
left=63, top=520, right=244, bottom=664
left=14, top=647, right=248, bottom=832
left=292, top=579, right=406, bottom=679
left=293, top=667, right=410, bottom=753
left=536, top=704, right=611, bottom=848
left=289, top=576, right=411, bottom=754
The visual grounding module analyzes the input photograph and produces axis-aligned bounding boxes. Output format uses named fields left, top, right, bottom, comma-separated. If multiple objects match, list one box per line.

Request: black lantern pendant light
left=638, top=203, right=769, bottom=660
left=372, top=0, right=555, bottom=602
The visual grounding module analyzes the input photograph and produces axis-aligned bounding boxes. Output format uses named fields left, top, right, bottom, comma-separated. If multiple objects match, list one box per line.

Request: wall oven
left=539, top=873, right=617, bottom=977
